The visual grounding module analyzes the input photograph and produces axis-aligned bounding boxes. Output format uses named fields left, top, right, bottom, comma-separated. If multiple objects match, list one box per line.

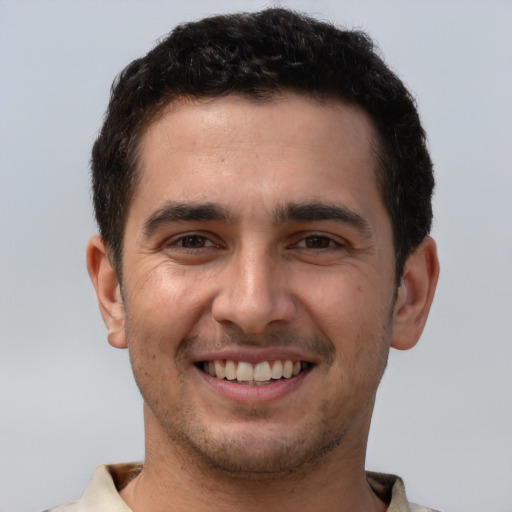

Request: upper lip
left=192, top=347, right=320, bottom=365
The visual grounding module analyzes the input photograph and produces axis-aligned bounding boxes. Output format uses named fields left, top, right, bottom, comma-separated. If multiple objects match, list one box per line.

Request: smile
left=198, top=360, right=312, bottom=385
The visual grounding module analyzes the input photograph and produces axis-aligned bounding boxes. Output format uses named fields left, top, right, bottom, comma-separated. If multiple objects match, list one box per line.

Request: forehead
left=143, top=93, right=377, bottom=158
left=135, top=93, right=381, bottom=208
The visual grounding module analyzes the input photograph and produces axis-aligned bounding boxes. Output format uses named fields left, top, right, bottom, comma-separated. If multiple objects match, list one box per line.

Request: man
left=49, top=8, right=439, bottom=512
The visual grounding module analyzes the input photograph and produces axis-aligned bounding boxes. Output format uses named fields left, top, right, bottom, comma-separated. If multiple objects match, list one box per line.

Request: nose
left=211, top=246, right=296, bottom=334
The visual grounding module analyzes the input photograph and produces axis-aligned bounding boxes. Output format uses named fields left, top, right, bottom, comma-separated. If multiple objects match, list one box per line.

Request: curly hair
left=91, top=8, right=434, bottom=283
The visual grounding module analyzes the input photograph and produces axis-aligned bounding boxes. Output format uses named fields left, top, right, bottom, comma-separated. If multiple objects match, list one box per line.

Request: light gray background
left=1, top=1, right=511, bottom=511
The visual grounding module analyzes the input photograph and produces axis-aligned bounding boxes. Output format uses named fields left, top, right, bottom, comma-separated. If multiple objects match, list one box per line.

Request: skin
left=87, top=93, right=439, bottom=512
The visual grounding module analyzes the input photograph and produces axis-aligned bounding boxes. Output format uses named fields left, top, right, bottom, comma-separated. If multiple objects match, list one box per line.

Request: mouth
left=196, top=359, right=313, bottom=386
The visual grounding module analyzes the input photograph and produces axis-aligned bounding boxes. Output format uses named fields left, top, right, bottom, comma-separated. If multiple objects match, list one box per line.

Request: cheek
left=122, top=266, right=215, bottom=392
left=298, top=269, right=392, bottom=375
left=126, top=264, right=213, bottom=340
left=298, top=267, right=387, bottom=331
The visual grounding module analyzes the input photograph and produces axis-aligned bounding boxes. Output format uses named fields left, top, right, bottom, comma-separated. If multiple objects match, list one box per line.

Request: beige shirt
left=45, top=464, right=439, bottom=512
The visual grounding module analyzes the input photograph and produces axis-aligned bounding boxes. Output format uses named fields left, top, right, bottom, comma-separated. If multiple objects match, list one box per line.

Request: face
left=118, top=94, right=398, bottom=476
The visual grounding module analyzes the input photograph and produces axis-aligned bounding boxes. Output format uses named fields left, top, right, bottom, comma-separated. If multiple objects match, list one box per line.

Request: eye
left=296, top=235, right=342, bottom=249
left=160, top=231, right=224, bottom=264
left=177, top=235, right=211, bottom=248
left=303, top=235, right=334, bottom=249
left=164, top=232, right=221, bottom=251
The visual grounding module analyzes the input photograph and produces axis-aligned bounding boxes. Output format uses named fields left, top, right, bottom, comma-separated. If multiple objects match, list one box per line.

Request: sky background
left=1, top=1, right=511, bottom=511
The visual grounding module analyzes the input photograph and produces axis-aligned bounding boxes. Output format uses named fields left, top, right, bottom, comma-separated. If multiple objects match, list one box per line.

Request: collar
left=59, top=463, right=437, bottom=512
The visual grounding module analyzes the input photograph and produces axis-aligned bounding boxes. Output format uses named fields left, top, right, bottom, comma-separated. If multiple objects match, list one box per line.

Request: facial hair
left=127, top=322, right=391, bottom=480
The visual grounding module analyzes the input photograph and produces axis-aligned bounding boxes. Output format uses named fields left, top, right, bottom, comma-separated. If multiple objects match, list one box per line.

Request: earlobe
left=390, top=237, right=439, bottom=351
left=86, top=235, right=127, bottom=349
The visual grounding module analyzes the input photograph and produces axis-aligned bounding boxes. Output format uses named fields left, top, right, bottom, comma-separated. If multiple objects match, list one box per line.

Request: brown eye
left=304, top=236, right=332, bottom=249
left=180, top=235, right=207, bottom=248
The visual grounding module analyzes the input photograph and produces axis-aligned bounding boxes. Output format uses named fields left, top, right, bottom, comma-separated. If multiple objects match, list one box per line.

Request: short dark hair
left=91, top=8, right=434, bottom=282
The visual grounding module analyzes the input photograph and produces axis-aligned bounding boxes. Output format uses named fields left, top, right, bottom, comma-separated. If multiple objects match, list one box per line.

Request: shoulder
left=43, top=500, right=81, bottom=512
left=366, top=471, right=441, bottom=512
left=409, top=505, right=441, bottom=512
left=43, top=463, right=140, bottom=512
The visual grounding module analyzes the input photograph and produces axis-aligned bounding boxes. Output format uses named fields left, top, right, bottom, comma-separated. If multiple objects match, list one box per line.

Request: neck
left=120, top=405, right=386, bottom=512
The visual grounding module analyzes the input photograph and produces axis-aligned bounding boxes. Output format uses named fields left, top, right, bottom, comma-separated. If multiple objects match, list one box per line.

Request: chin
left=167, top=419, right=348, bottom=479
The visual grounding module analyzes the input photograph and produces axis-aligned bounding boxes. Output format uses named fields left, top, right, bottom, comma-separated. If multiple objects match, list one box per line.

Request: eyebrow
left=143, top=201, right=231, bottom=237
left=273, top=202, right=372, bottom=237
left=143, top=200, right=372, bottom=239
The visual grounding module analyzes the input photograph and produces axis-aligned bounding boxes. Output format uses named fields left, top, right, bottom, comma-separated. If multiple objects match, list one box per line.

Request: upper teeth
left=203, top=360, right=304, bottom=382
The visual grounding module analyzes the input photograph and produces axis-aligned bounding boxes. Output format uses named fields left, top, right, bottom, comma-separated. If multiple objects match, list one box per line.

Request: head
left=86, top=8, right=439, bottom=480
left=91, top=8, right=434, bottom=284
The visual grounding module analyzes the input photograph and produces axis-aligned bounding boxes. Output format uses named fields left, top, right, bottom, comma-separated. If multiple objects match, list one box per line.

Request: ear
left=390, top=237, right=439, bottom=351
left=86, top=235, right=127, bottom=349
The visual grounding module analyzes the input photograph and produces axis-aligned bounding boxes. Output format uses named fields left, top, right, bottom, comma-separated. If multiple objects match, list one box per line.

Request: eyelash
left=165, top=232, right=345, bottom=252
left=167, top=234, right=220, bottom=250
left=293, top=234, right=344, bottom=250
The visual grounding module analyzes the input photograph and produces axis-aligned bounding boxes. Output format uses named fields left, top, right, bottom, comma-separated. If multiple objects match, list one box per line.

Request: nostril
left=211, top=294, right=296, bottom=334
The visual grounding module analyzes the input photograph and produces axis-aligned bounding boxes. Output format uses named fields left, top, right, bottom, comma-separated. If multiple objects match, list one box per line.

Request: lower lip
left=196, top=366, right=311, bottom=403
